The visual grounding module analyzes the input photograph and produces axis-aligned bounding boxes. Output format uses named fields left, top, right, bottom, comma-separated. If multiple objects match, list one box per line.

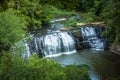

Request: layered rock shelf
left=77, top=22, right=106, bottom=27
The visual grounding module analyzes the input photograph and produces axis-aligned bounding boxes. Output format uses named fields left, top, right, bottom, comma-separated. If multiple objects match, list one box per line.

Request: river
left=52, top=49, right=120, bottom=80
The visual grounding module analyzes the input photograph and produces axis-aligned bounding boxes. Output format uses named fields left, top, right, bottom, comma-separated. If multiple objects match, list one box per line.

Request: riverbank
left=110, top=44, right=120, bottom=55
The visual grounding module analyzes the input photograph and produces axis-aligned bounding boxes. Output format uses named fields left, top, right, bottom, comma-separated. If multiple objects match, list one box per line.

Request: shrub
left=64, top=65, right=90, bottom=80
left=0, top=53, right=66, bottom=80
left=0, top=52, right=90, bottom=80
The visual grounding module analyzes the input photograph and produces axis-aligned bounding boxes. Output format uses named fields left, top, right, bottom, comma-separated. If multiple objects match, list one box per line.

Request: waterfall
left=21, top=16, right=106, bottom=57
left=80, top=27, right=105, bottom=50
left=22, top=26, right=106, bottom=58
left=28, top=30, right=76, bottom=57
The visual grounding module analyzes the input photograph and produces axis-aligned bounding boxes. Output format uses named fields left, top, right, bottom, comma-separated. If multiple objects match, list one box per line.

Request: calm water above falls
left=52, top=50, right=120, bottom=80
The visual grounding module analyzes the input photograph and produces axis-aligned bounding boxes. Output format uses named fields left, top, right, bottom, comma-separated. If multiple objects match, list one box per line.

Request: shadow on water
left=52, top=49, right=120, bottom=80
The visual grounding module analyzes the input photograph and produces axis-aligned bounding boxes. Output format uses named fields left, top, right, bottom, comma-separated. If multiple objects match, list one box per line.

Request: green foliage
left=61, top=0, right=79, bottom=10
left=41, top=0, right=63, bottom=9
left=41, top=0, right=79, bottom=10
left=0, top=52, right=90, bottom=80
left=80, top=0, right=94, bottom=12
left=89, top=0, right=105, bottom=16
left=41, top=5, right=57, bottom=25
left=0, top=53, right=66, bottom=80
left=41, top=5, right=75, bottom=25
left=7, top=0, right=43, bottom=31
left=64, top=65, right=90, bottom=80
left=103, top=1, right=120, bottom=44
left=81, top=12, right=95, bottom=23
left=109, top=2, right=120, bottom=43
left=0, top=0, right=9, bottom=11
left=0, top=51, right=13, bottom=80
left=0, top=0, right=56, bottom=31
left=0, top=8, right=27, bottom=51
left=65, top=18, right=77, bottom=27
left=27, top=55, right=66, bottom=80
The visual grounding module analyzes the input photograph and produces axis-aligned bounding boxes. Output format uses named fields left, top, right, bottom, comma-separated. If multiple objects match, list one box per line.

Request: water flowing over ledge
left=21, top=26, right=107, bottom=58
left=26, top=30, right=76, bottom=57
left=80, top=27, right=105, bottom=50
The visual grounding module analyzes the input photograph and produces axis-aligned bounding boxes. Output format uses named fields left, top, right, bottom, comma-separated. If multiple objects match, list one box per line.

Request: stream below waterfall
left=51, top=49, right=120, bottom=80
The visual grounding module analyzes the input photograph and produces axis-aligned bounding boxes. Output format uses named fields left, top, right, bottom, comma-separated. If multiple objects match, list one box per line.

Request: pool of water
left=51, top=49, right=120, bottom=80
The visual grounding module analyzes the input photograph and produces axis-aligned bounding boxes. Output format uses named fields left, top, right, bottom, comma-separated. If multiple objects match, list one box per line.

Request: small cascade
left=80, top=27, right=105, bottom=50
left=28, top=30, right=76, bottom=57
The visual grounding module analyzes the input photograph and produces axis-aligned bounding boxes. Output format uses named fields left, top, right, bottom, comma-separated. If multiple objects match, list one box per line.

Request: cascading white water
left=34, top=30, right=76, bottom=57
left=22, top=26, right=106, bottom=58
left=81, top=27, right=104, bottom=50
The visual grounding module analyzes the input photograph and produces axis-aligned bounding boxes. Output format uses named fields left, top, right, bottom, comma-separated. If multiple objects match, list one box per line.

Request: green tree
left=0, top=0, right=9, bottom=11
left=0, top=53, right=67, bottom=80
left=103, top=0, right=120, bottom=44
left=0, top=52, right=90, bottom=80
left=41, top=5, right=59, bottom=25
left=26, top=54, right=66, bottom=80
left=7, top=0, right=43, bottom=31
left=0, top=51, right=13, bottom=80
left=0, top=8, right=27, bottom=52
left=64, top=65, right=90, bottom=80
left=41, top=0, right=79, bottom=10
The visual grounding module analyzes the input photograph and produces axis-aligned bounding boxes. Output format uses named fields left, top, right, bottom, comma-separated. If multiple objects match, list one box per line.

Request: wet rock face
left=70, top=28, right=87, bottom=50
left=71, top=28, right=91, bottom=50
left=72, top=29, right=84, bottom=50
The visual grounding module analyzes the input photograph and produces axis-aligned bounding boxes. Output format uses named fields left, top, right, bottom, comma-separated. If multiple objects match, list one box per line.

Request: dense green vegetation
left=103, top=1, right=120, bottom=44
left=42, top=0, right=120, bottom=44
left=0, top=0, right=120, bottom=80
left=0, top=8, right=27, bottom=52
left=0, top=53, right=90, bottom=80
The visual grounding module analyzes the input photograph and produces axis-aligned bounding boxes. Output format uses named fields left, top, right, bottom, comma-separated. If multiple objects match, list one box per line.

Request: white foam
left=45, top=50, right=76, bottom=58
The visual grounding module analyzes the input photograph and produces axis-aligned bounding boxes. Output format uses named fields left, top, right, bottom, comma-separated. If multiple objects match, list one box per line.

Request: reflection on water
left=52, top=49, right=120, bottom=80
